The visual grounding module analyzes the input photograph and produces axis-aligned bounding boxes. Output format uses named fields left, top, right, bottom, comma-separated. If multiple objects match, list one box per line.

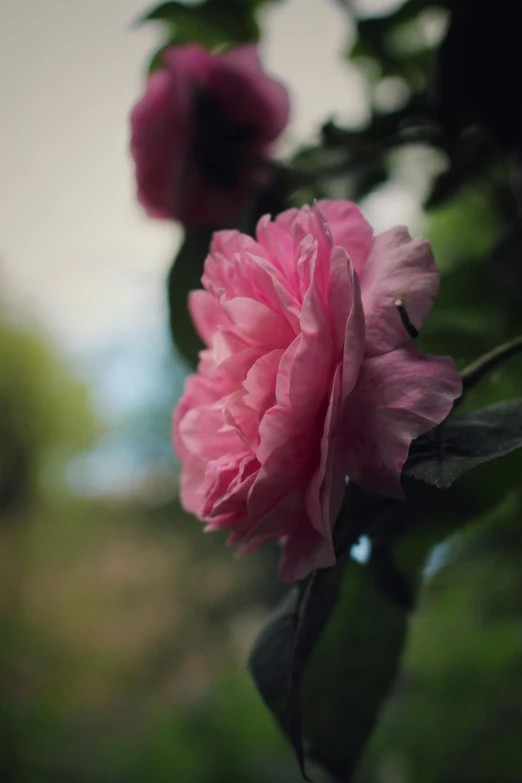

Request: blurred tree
left=0, top=312, right=96, bottom=515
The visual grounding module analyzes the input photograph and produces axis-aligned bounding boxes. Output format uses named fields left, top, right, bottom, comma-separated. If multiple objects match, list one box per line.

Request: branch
left=461, top=335, right=522, bottom=390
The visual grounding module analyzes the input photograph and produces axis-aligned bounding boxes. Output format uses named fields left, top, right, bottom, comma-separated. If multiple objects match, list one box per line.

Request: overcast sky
left=1, top=0, right=412, bottom=356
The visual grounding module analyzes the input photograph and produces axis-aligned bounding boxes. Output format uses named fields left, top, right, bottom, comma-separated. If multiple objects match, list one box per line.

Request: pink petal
left=255, top=267, right=333, bottom=463
left=248, top=433, right=311, bottom=517
left=223, top=389, right=260, bottom=448
left=209, top=229, right=262, bottom=259
left=239, top=484, right=305, bottom=550
left=217, top=44, right=290, bottom=144
left=205, top=233, right=300, bottom=330
left=130, top=69, right=189, bottom=220
left=305, top=363, right=343, bottom=540
left=211, top=345, right=264, bottom=386
left=274, top=207, right=300, bottom=233
left=178, top=452, right=207, bottom=517
left=163, top=44, right=213, bottom=83
left=256, top=404, right=299, bottom=465
left=256, top=212, right=295, bottom=268
left=360, top=227, right=440, bottom=356
left=340, top=258, right=366, bottom=400
left=210, top=329, right=252, bottom=365
left=302, top=259, right=365, bottom=540
left=340, top=346, right=463, bottom=498
left=317, top=199, right=374, bottom=277
left=328, top=246, right=366, bottom=382
left=189, top=290, right=230, bottom=347
left=178, top=401, right=243, bottom=461
left=243, top=349, right=284, bottom=413
left=287, top=263, right=333, bottom=418
left=173, top=372, right=224, bottom=461
left=222, top=298, right=294, bottom=347
left=279, top=529, right=336, bottom=583
left=293, top=206, right=333, bottom=301
left=203, top=452, right=258, bottom=518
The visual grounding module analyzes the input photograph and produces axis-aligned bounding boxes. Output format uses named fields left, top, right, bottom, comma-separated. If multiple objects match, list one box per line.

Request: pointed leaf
left=138, top=0, right=261, bottom=50
left=249, top=461, right=509, bottom=782
left=167, top=230, right=211, bottom=368
left=405, top=398, right=522, bottom=489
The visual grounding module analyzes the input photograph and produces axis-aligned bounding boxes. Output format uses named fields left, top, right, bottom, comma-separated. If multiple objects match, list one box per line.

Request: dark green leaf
left=249, top=454, right=518, bottom=782
left=300, top=481, right=477, bottom=781
left=250, top=482, right=452, bottom=781
left=405, top=399, right=522, bottom=489
left=249, top=485, right=387, bottom=778
left=147, top=46, right=168, bottom=74
left=138, top=0, right=262, bottom=51
left=249, top=567, right=345, bottom=780
left=248, top=588, right=299, bottom=719
left=167, top=230, right=211, bottom=368
left=300, top=552, right=408, bottom=782
left=250, top=543, right=412, bottom=782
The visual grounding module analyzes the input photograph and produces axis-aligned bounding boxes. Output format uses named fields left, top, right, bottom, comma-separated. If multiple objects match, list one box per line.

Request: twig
left=461, top=334, right=522, bottom=390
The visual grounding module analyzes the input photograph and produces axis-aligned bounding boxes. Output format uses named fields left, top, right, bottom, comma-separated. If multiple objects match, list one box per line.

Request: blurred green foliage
left=355, top=490, right=522, bottom=783
left=0, top=315, right=294, bottom=782
left=0, top=315, right=96, bottom=512
left=139, top=0, right=282, bottom=73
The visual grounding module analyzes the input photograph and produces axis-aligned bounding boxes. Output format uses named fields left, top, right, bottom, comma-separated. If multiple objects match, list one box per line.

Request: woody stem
left=461, top=335, right=522, bottom=390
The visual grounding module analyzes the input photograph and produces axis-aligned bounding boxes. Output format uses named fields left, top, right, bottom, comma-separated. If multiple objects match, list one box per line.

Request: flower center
left=192, top=85, right=258, bottom=189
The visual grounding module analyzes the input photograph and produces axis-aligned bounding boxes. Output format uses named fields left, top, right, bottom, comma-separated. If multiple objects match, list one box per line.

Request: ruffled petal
left=189, top=290, right=230, bottom=347
left=279, top=529, right=336, bottom=583
left=216, top=44, right=290, bottom=144
left=359, top=227, right=440, bottom=356
left=340, top=346, right=462, bottom=498
left=317, top=199, right=374, bottom=277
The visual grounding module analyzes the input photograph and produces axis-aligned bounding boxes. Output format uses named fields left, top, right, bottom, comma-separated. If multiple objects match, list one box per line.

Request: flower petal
left=130, top=68, right=189, bottom=220
left=218, top=44, right=290, bottom=143
left=305, top=363, right=343, bottom=540
left=279, top=529, right=336, bottom=583
left=189, top=290, right=229, bottom=347
left=360, top=227, right=440, bottom=356
left=340, top=346, right=462, bottom=498
left=317, top=199, right=374, bottom=277
left=243, top=349, right=284, bottom=414
left=222, top=297, right=294, bottom=347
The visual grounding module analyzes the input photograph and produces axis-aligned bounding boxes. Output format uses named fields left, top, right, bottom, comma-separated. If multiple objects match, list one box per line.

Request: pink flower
left=173, top=201, right=462, bottom=581
left=130, top=44, right=290, bottom=228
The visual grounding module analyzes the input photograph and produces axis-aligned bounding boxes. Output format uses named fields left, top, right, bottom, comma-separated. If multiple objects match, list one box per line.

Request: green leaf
left=138, top=0, right=263, bottom=53
left=166, top=170, right=291, bottom=366
left=249, top=541, right=412, bottom=782
left=167, top=230, right=211, bottom=368
left=147, top=46, right=168, bottom=74
left=249, top=484, right=433, bottom=781
left=405, top=399, right=522, bottom=489
left=249, top=452, right=517, bottom=782
left=300, top=553, right=409, bottom=782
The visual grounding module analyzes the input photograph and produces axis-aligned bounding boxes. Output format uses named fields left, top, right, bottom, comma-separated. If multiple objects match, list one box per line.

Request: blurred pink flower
left=173, top=201, right=462, bottom=581
left=130, top=44, right=290, bottom=228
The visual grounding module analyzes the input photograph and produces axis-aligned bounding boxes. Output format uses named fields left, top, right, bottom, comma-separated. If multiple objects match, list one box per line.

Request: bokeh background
left=2, top=0, right=522, bottom=781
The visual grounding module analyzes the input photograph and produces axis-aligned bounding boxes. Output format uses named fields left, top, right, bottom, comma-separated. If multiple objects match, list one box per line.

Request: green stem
left=461, top=335, right=522, bottom=390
